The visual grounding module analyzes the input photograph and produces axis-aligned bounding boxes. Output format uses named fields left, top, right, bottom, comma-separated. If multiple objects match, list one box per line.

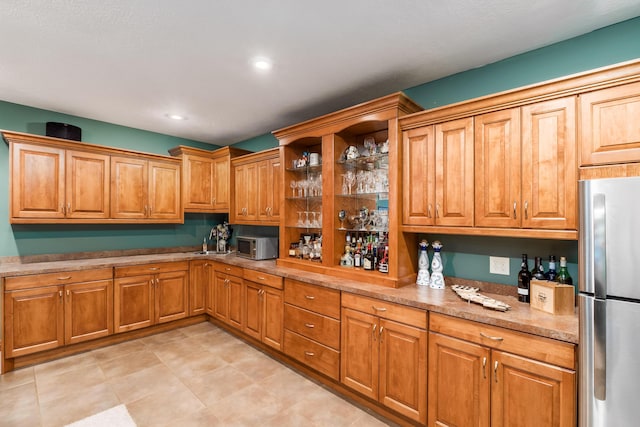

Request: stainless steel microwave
left=236, top=236, right=278, bottom=260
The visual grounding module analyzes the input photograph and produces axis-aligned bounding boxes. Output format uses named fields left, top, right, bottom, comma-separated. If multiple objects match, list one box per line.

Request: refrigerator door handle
left=593, top=193, right=607, bottom=299
left=594, top=298, right=606, bottom=401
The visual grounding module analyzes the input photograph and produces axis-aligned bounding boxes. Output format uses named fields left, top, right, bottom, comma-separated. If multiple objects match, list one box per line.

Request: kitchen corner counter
left=0, top=250, right=578, bottom=344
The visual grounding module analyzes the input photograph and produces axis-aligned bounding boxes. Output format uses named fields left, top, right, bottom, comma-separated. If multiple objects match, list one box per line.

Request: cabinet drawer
left=243, top=269, right=283, bottom=290
left=5, top=268, right=112, bottom=291
left=342, top=293, right=427, bottom=329
left=284, top=330, right=339, bottom=380
left=429, top=312, right=575, bottom=369
left=212, top=262, right=244, bottom=277
left=284, top=279, right=340, bottom=319
left=114, top=261, right=188, bottom=278
left=284, top=304, right=340, bottom=349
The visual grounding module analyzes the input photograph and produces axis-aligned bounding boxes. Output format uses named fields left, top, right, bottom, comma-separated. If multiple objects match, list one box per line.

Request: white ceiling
left=1, top=1, right=640, bottom=146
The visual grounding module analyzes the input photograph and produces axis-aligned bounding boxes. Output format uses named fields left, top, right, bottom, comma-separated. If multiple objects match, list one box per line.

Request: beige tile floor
left=0, top=322, right=395, bottom=427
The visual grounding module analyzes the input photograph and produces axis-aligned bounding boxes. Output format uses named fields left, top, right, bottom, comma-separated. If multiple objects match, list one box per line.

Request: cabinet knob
left=59, top=290, right=63, bottom=298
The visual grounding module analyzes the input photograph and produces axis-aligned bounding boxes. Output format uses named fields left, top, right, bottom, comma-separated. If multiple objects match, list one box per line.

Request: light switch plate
left=489, top=256, right=510, bottom=275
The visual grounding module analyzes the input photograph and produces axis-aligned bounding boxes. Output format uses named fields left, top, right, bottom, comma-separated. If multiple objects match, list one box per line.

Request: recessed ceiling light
left=166, top=113, right=187, bottom=121
left=252, top=57, right=273, bottom=71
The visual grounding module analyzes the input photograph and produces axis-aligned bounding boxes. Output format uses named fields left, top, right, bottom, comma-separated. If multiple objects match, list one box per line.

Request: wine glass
left=290, top=180, right=297, bottom=197
left=304, top=211, right=311, bottom=227
left=338, top=210, right=346, bottom=230
left=297, top=211, right=304, bottom=227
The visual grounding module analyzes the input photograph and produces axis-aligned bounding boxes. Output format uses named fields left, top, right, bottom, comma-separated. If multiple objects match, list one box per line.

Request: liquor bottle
left=531, top=256, right=546, bottom=280
left=363, top=243, right=374, bottom=271
left=354, top=240, right=362, bottom=268
left=517, top=254, right=532, bottom=303
left=557, top=256, right=573, bottom=285
left=378, top=246, right=389, bottom=273
left=545, top=255, right=557, bottom=281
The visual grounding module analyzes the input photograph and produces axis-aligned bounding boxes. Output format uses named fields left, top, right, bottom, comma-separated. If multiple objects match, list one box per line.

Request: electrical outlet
left=489, top=256, right=510, bottom=275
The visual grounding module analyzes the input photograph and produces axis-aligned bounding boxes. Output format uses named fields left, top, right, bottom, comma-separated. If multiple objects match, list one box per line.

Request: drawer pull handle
left=225, top=267, right=231, bottom=271
left=494, top=360, right=499, bottom=382
left=149, top=267, right=160, bottom=271
left=304, top=323, right=315, bottom=328
left=59, top=290, right=63, bottom=298
left=372, top=306, right=387, bottom=312
left=480, top=332, right=504, bottom=341
left=257, top=276, right=266, bottom=281
left=305, top=295, right=315, bottom=300
left=304, top=351, right=315, bottom=357
left=372, top=324, right=377, bottom=341
left=57, top=276, right=72, bottom=280
left=482, top=357, right=487, bottom=379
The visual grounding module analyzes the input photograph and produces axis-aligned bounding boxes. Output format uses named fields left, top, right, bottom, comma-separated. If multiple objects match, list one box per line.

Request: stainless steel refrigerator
left=579, top=177, right=640, bottom=427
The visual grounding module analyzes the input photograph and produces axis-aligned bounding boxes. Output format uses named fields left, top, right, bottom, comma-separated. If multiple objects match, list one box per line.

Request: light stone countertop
left=0, top=250, right=578, bottom=344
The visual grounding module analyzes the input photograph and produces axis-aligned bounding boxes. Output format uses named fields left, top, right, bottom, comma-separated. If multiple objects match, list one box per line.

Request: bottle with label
left=531, top=256, right=546, bottom=280
left=545, top=255, right=557, bottom=281
left=378, top=246, right=389, bottom=273
left=363, top=243, right=374, bottom=271
left=354, top=240, right=362, bottom=268
left=556, top=256, right=573, bottom=285
left=517, top=254, right=532, bottom=303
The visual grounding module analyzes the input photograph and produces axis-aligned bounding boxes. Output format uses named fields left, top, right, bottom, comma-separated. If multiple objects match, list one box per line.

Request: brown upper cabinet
left=403, top=117, right=474, bottom=227
left=8, top=138, right=110, bottom=222
left=110, top=155, right=182, bottom=222
left=4, top=130, right=183, bottom=224
left=474, top=97, right=577, bottom=232
left=169, top=145, right=250, bottom=213
left=231, top=148, right=281, bottom=225
left=580, top=81, right=640, bottom=167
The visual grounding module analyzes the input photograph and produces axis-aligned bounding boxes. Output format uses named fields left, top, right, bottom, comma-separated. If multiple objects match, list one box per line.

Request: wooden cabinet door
left=65, top=150, right=110, bottom=219
left=155, top=269, right=188, bottom=324
left=4, top=285, right=64, bottom=357
left=491, top=350, right=576, bottom=427
left=212, top=155, right=230, bottom=211
left=114, top=274, right=154, bottom=333
left=10, top=142, right=65, bottom=220
left=148, top=160, right=182, bottom=220
left=403, top=125, right=435, bottom=226
left=580, top=81, right=640, bottom=166
left=232, top=164, right=249, bottom=223
left=204, top=267, right=216, bottom=316
left=258, top=157, right=282, bottom=223
left=244, top=281, right=263, bottom=340
left=341, top=307, right=378, bottom=400
left=65, top=279, right=113, bottom=345
left=111, top=156, right=148, bottom=219
left=435, top=117, right=474, bottom=227
left=227, top=275, right=244, bottom=330
left=475, top=108, right=521, bottom=228
left=189, top=260, right=209, bottom=316
left=183, top=154, right=214, bottom=211
left=263, top=286, right=283, bottom=350
left=379, top=318, right=427, bottom=424
left=521, top=97, right=577, bottom=230
left=428, top=332, right=490, bottom=427
left=213, top=272, right=230, bottom=323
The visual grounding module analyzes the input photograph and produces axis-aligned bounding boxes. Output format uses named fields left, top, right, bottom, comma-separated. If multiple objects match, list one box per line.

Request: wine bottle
left=546, top=255, right=557, bottom=281
left=517, top=254, right=531, bottom=303
left=532, top=256, right=546, bottom=280
left=557, top=256, right=573, bottom=285
left=363, top=243, right=374, bottom=271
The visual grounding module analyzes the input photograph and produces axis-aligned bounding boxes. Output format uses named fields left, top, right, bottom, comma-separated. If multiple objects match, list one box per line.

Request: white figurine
left=430, top=240, right=445, bottom=289
left=416, top=240, right=430, bottom=286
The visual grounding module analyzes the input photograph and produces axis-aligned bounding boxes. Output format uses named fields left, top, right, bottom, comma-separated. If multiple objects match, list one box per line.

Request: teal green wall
left=0, top=101, right=225, bottom=258
left=232, top=17, right=640, bottom=287
left=232, top=133, right=279, bottom=152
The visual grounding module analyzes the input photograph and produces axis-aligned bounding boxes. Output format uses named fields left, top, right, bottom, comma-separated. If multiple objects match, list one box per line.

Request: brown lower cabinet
left=428, top=313, right=576, bottom=427
left=189, top=259, right=211, bottom=316
left=114, top=261, right=189, bottom=333
left=341, top=293, right=427, bottom=424
left=243, top=269, right=283, bottom=350
left=210, top=263, right=244, bottom=329
left=3, top=268, right=113, bottom=358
